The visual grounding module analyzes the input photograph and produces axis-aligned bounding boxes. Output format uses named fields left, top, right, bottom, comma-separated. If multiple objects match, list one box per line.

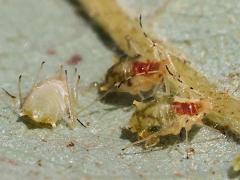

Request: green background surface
left=0, top=0, right=240, bottom=179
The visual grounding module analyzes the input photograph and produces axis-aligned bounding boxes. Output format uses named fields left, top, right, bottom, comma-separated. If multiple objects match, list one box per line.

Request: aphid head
left=99, top=58, right=132, bottom=92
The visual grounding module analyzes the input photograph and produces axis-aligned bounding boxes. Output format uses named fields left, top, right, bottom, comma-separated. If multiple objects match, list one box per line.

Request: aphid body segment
left=18, top=65, right=80, bottom=128
left=100, top=56, right=169, bottom=97
left=126, top=95, right=212, bottom=148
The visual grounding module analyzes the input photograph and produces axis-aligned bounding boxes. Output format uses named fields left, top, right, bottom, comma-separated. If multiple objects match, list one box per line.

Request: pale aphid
left=4, top=62, right=83, bottom=129
left=122, top=94, right=212, bottom=149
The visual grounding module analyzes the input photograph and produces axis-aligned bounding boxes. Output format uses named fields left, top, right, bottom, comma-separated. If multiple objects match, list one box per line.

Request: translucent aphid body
left=9, top=62, right=81, bottom=129
left=20, top=77, right=68, bottom=126
left=126, top=95, right=212, bottom=148
left=100, top=56, right=169, bottom=96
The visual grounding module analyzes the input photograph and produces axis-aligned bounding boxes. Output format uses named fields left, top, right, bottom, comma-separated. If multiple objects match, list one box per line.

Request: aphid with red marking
left=99, top=55, right=170, bottom=98
left=122, top=94, right=212, bottom=149
left=3, top=62, right=84, bottom=129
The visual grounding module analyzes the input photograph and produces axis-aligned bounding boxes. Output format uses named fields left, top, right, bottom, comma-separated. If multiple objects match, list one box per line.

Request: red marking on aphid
left=67, top=54, right=82, bottom=65
left=172, top=102, right=201, bottom=116
left=132, top=61, right=159, bottom=76
left=47, top=49, right=57, bottom=56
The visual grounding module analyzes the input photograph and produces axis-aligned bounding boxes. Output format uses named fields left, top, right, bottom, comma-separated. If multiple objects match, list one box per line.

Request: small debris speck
left=67, top=142, right=75, bottom=148
left=67, top=54, right=82, bottom=65
left=37, top=160, right=42, bottom=167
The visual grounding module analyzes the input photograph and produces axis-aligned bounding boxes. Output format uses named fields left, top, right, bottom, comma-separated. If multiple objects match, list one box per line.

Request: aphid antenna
left=1, top=88, right=16, bottom=99
left=77, top=83, right=117, bottom=115
left=139, top=14, right=167, bottom=61
left=18, top=74, right=23, bottom=107
left=77, top=118, right=87, bottom=128
left=139, top=14, right=181, bottom=80
left=33, top=61, right=45, bottom=87
left=139, top=14, right=148, bottom=38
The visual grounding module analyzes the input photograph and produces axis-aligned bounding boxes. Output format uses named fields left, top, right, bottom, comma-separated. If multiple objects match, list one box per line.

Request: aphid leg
left=184, top=126, right=191, bottom=159
left=164, top=77, right=171, bottom=95
left=2, top=88, right=16, bottom=99
left=74, top=67, right=80, bottom=101
left=1, top=88, right=19, bottom=115
left=33, top=61, right=45, bottom=87
left=64, top=70, right=76, bottom=129
left=18, top=75, right=23, bottom=108
left=139, top=92, right=145, bottom=102
left=122, top=122, right=183, bottom=151
left=77, top=119, right=87, bottom=128
left=75, top=75, right=80, bottom=102
left=122, top=130, right=162, bottom=151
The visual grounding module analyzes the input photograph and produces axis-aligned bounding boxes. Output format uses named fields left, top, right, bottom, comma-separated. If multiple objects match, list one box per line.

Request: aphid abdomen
left=20, top=79, right=68, bottom=127
left=132, top=60, right=160, bottom=76
left=100, top=60, right=132, bottom=92
left=171, top=102, right=201, bottom=116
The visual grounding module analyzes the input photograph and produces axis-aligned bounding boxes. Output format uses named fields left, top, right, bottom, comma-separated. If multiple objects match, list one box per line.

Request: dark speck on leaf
left=67, top=54, right=82, bottom=65
left=47, top=48, right=57, bottom=56
left=67, top=142, right=75, bottom=148
left=37, top=160, right=42, bottom=167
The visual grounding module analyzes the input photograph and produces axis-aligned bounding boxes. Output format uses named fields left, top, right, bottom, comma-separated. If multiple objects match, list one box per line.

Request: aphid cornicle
left=123, top=94, right=212, bottom=149
left=7, top=62, right=82, bottom=129
left=99, top=55, right=170, bottom=98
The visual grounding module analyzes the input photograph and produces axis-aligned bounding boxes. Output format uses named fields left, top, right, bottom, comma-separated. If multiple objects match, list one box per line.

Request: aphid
left=3, top=62, right=83, bottom=129
left=99, top=56, right=170, bottom=98
left=122, top=94, right=212, bottom=149
left=99, top=15, right=186, bottom=101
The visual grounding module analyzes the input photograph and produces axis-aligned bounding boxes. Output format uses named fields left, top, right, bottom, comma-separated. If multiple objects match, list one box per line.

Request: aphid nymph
left=99, top=55, right=170, bottom=99
left=5, top=62, right=82, bottom=128
left=123, top=94, right=212, bottom=149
